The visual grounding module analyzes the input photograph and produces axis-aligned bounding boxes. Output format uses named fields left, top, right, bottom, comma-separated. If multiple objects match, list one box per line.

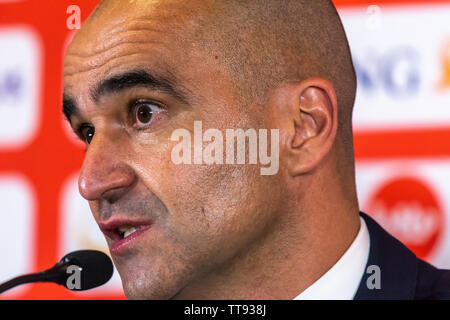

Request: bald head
left=85, top=0, right=356, bottom=138
left=196, top=0, right=356, bottom=130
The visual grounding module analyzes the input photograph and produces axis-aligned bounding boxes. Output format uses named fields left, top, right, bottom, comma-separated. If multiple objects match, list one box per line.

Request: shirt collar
left=293, top=216, right=370, bottom=300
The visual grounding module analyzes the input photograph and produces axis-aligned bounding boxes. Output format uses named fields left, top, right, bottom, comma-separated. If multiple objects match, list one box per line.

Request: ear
left=276, top=78, right=338, bottom=176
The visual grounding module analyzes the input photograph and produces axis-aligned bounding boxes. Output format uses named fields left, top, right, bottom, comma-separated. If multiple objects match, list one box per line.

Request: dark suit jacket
left=354, top=212, right=450, bottom=299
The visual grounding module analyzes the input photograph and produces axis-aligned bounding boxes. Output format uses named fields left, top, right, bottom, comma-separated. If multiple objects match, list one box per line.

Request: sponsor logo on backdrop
left=437, top=39, right=450, bottom=90
left=341, top=6, right=450, bottom=129
left=0, top=69, right=21, bottom=101
left=354, top=46, right=421, bottom=98
left=367, top=177, right=444, bottom=260
left=0, top=28, right=40, bottom=149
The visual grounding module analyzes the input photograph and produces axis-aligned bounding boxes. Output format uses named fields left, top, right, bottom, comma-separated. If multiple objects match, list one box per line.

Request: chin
left=119, top=266, right=185, bottom=300
left=122, top=280, right=163, bottom=300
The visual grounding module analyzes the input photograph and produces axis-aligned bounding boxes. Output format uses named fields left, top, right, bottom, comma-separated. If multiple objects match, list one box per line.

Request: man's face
left=63, top=1, right=283, bottom=299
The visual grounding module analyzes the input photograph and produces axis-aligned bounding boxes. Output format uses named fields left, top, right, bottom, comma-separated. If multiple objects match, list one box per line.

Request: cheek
left=129, top=117, right=282, bottom=260
left=158, top=160, right=276, bottom=253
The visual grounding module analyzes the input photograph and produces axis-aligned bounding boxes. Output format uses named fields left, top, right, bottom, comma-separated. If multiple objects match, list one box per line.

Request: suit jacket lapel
left=354, top=212, right=418, bottom=299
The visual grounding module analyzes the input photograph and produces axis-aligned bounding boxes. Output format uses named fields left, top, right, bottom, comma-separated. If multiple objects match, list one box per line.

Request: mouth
left=99, top=219, right=152, bottom=255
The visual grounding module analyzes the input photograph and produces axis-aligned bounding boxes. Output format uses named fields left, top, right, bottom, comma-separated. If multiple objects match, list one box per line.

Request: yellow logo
left=438, top=40, right=450, bottom=90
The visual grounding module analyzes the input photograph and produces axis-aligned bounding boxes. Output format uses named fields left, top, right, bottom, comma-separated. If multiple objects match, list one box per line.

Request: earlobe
left=287, top=79, right=338, bottom=176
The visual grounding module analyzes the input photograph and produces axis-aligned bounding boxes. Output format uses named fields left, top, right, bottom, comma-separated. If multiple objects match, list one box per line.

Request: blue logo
left=354, top=46, right=421, bottom=98
left=0, top=70, right=23, bottom=103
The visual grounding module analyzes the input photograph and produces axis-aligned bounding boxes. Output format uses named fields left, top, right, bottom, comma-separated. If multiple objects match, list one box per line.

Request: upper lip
left=98, top=217, right=152, bottom=241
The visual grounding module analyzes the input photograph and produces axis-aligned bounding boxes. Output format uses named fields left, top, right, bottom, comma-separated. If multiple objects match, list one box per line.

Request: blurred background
left=1, top=0, right=450, bottom=299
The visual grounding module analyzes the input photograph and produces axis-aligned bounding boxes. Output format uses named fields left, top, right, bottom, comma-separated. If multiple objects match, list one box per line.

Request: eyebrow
left=62, top=69, right=189, bottom=122
left=63, top=94, right=78, bottom=123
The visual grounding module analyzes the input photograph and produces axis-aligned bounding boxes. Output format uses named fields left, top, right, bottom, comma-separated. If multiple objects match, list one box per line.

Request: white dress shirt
left=293, top=216, right=370, bottom=300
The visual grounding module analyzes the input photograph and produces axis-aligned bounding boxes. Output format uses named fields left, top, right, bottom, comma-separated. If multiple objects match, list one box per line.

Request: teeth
left=118, top=226, right=141, bottom=238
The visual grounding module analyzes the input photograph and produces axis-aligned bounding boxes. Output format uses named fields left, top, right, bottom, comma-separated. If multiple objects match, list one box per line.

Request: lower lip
left=110, top=225, right=152, bottom=255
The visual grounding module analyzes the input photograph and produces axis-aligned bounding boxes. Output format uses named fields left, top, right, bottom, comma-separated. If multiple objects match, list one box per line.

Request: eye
left=80, top=125, right=95, bottom=144
left=132, top=101, right=162, bottom=128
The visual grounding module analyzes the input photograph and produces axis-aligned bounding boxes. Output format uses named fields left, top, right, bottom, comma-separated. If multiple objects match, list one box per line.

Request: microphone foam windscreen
left=62, top=250, right=114, bottom=290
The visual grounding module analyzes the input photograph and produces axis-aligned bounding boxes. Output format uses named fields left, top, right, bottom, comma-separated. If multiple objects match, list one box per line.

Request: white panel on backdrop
left=0, top=175, right=35, bottom=296
left=356, top=160, right=450, bottom=269
left=59, top=173, right=124, bottom=296
left=0, top=28, right=41, bottom=149
left=340, top=5, right=450, bottom=131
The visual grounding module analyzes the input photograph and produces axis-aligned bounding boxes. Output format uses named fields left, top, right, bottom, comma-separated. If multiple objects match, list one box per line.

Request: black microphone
left=0, top=250, right=114, bottom=294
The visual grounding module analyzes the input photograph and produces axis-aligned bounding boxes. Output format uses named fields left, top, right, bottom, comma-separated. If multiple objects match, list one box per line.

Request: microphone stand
left=0, top=258, right=72, bottom=294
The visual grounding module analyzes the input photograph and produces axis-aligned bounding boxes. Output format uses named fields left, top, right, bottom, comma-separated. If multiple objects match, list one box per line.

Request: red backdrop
left=1, top=0, right=450, bottom=299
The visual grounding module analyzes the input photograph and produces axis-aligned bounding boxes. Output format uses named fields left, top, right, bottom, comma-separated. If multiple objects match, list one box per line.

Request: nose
left=78, top=134, right=136, bottom=203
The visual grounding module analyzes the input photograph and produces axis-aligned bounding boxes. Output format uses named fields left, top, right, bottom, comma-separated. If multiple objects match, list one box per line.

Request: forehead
left=63, top=0, right=209, bottom=96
